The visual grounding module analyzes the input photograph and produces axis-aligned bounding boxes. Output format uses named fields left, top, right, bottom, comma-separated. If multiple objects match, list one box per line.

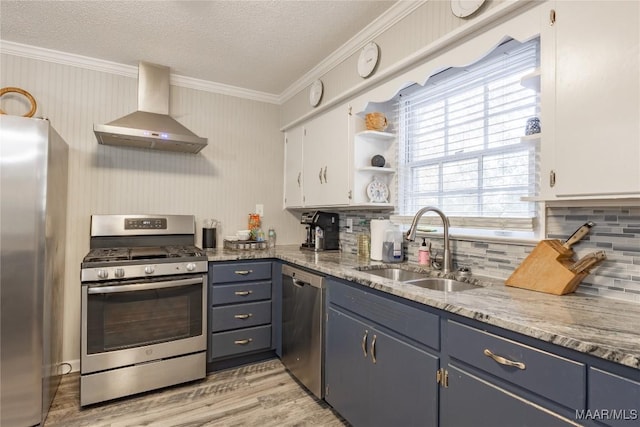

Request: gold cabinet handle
left=371, top=335, right=377, bottom=364
left=234, top=338, right=253, bottom=345
left=234, top=290, right=253, bottom=296
left=234, top=270, right=253, bottom=275
left=361, top=330, right=368, bottom=357
left=483, top=349, right=526, bottom=370
left=234, top=313, right=252, bottom=319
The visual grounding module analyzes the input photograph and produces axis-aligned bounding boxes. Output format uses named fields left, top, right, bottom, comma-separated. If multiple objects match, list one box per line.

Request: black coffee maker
left=300, top=211, right=340, bottom=251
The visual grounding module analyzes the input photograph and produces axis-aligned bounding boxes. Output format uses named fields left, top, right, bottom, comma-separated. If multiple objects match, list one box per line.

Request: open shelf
left=520, top=68, right=541, bottom=92
left=357, top=167, right=396, bottom=173
left=355, top=130, right=395, bottom=142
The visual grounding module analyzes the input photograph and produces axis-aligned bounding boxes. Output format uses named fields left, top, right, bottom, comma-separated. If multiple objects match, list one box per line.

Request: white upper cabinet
left=283, top=125, right=304, bottom=208
left=301, top=104, right=351, bottom=207
left=541, top=0, right=640, bottom=199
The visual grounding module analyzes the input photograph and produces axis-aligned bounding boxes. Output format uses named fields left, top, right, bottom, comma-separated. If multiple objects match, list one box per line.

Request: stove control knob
left=97, top=269, right=109, bottom=279
left=144, top=265, right=155, bottom=275
left=186, top=263, right=196, bottom=272
left=115, top=268, right=125, bottom=278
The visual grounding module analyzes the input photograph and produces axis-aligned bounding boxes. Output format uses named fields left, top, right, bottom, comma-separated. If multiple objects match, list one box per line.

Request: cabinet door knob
left=297, top=172, right=301, bottom=187
left=323, top=166, right=327, bottom=183
left=319, top=167, right=323, bottom=183
left=234, top=338, right=253, bottom=345
left=234, top=290, right=252, bottom=296
left=483, top=349, right=526, bottom=370
left=361, top=330, right=369, bottom=357
left=234, top=270, right=252, bottom=275
left=234, top=313, right=252, bottom=319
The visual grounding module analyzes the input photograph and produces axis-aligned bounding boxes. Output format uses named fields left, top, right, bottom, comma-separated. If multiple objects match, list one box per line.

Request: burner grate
left=83, top=248, right=130, bottom=263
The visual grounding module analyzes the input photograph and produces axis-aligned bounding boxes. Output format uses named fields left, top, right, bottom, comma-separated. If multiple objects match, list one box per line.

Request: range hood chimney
left=94, top=62, right=207, bottom=153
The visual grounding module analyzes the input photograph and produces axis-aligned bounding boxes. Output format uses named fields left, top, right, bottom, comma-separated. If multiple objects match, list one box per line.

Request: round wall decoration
left=357, top=42, right=380, bottom=78
left=450, top=0, right=485, bottom=18
left=309, top=79, right=324, bottom=107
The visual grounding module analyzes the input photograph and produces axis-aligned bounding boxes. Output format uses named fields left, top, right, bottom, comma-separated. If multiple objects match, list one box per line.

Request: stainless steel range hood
left=94, top=62, right=207, bottom=153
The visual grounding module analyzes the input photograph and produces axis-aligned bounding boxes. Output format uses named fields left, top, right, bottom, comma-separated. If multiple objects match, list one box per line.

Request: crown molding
left=0, top=40, right=280, bottom=104
left=0, top=40, right=136, bottom=77
left=277, top=0, right=426, bottom=104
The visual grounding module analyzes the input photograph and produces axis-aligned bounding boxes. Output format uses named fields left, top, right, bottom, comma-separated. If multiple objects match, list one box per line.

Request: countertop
left=205, top=245, right=640, bottom=370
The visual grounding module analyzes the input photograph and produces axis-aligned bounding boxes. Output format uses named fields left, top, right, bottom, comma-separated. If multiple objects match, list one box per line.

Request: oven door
left=81, top=275, right=207, bottom=374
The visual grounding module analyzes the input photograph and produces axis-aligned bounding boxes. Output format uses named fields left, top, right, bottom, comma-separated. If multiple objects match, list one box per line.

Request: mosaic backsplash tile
left=338, top=206, right=640, bottom=304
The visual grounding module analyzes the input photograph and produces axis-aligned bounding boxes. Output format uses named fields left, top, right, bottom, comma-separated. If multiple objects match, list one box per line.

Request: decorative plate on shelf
left=367, top=176, right=389, bottom=203
left=357, top=42, right=380, bottom=78
left=309, top=79, right=323, bottom=107
left=450, top=0, right=485, bottom=18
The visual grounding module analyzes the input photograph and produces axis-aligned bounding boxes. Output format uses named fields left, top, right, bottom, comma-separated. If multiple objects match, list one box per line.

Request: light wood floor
left=44, top=358, right=348, bottom=427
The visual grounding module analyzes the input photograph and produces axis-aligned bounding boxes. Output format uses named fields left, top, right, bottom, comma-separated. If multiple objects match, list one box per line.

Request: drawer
left=210, top=300, right=271, bottom=332
left=447, top=320, right=586, bottom=410
left=210, top=325, right=272, bottom=359
left=211, top=281, right=271, bottom=305
left=589, top=367, right=640, bottom=427
left=327, top=279, right=439, bottom=351
left=210, top=261, right=271, bottom=284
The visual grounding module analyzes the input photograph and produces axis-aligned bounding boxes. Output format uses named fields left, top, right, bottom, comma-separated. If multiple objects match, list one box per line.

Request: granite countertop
left=205, top=245, right=640, bottom=370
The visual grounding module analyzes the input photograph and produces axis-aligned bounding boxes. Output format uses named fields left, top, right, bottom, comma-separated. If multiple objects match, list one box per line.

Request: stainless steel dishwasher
left=281, top=264, right=325, bottom=399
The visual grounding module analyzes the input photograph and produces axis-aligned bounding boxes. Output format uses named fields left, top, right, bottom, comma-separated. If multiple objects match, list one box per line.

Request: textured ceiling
left=0, top=0, right=396, bottom=95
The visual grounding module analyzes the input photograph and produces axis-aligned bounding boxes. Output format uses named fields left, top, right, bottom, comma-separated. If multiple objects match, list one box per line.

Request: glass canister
left=248, top=214, right=261, bottom=240
left=357, top=233, right=370, bottom=259
left=268, top=228, right=277, bottom=248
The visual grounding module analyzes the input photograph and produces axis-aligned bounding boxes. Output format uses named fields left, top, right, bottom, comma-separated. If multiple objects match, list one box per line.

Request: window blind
left=396, top=38, right=540, bottom=231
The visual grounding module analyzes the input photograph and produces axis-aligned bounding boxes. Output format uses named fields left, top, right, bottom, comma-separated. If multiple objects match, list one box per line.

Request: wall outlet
left=346, top=218, right=353, bottom=233
left=256, top=204, right=264, bottom=216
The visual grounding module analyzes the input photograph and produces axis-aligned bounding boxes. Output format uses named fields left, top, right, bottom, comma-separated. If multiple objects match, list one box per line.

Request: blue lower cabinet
left=325, top=307, right=439, bottom=427
left=588, top=367, right=640, bottom=427
left=325, top=308, right=370, bottom=427
left=208, top=261, right=274, bottom=364
left=441, top=365, right=576, bottom=427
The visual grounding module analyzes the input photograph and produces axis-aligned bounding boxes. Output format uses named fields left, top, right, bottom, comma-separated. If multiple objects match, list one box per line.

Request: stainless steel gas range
left=80, top=214, right=208, bottom=406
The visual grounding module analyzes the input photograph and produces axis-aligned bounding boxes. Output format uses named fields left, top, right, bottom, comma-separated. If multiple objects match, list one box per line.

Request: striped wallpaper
left=1, top=54, right=301, bottom=363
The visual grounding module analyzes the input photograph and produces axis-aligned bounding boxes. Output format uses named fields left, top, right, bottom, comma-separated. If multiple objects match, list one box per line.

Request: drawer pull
left=234, top=290, right=253, bottom=296
left=483, top=349, right=526, bottom=370
left=234, top=270, right=253, bottom=275
left=234, top=313, right=253, bottom=319
left=371, top=334, right=377, bottom=364
left=234, top=338, right=253, bottom=345
left=361, top=330, right=368, bottom=357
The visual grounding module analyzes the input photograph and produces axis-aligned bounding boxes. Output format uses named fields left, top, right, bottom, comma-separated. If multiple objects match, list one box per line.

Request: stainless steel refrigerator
left=1, top=115, right=68, bottom=426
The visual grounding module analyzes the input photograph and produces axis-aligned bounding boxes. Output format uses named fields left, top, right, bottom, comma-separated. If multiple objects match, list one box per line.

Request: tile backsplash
left=339, top=206, right=640, bottom=304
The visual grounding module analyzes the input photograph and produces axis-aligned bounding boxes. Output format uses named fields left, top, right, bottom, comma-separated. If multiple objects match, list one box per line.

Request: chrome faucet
left=406, top=206, right=453, bottom=274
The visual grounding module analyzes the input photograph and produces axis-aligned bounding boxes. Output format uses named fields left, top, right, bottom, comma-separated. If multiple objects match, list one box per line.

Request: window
left=396, top=38, right=540, bottom=232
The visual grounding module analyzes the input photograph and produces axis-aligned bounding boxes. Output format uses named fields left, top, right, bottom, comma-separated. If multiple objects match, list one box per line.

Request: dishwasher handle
left=282, top=264, right=324, bottom=289
left=292, top=278, right=308, bottom=288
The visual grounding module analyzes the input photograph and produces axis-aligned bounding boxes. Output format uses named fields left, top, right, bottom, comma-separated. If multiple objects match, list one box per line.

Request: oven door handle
left=87, top=277, right=203, bottom=294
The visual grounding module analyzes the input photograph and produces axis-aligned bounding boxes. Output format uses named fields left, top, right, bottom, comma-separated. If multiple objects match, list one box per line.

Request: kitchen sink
left=361, top=267, right=429, bottom=282
left=404, top=278, right=478, bottom=292
left=358, top=267, right=479, bottom=292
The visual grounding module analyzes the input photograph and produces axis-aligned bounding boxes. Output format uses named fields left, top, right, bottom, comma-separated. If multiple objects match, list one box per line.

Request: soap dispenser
left=418, top=238, right=430, bottom=266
